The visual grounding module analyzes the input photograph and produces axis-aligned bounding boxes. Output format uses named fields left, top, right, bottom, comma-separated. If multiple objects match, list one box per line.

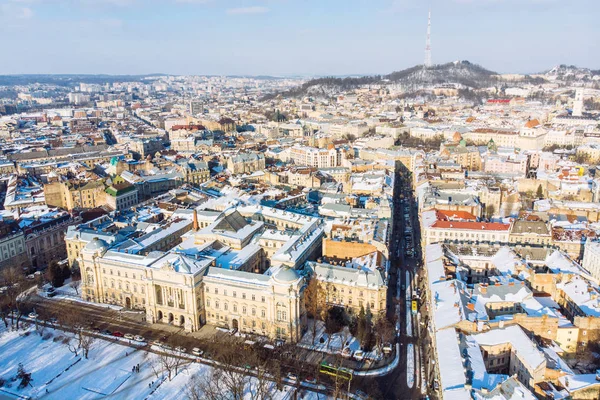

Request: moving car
left=134, top=335, right=145, bottom=342
left=112, top=331, right=124, bottom=337
left=124, top=333, right=134, bottom=340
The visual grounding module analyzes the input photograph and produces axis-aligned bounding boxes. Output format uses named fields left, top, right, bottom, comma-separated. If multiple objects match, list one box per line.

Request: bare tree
left=59, top=307, right=95, bottom=359
left=0, top=266, right=27, bottom=329
left=190, top=336, right=275, bottom=400
left=156, top=349, right=182, bottom=381
left=69, top=278, right=81, bottom=295
left=303, top=277, right=326, bottom=345
left=373, top=317, right=395, bottom=353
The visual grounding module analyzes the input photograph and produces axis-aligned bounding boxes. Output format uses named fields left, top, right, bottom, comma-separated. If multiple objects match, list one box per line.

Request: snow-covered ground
left=298, top=320, right=381, bottom=361
left=0, top=326, right=320, bottom=399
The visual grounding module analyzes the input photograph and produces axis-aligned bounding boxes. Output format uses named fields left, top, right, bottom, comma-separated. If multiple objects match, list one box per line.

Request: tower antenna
left=424, top=9, right=432, bottom=68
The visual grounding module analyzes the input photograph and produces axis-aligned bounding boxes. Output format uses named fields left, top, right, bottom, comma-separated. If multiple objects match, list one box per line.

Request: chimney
left=192, top=208, right=199, bottom=231
left=480, top=286, right=487, bottom=294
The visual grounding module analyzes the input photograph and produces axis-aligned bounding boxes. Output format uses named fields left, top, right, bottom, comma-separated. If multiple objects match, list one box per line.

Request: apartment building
left=289, top=145, right=340, bottom=168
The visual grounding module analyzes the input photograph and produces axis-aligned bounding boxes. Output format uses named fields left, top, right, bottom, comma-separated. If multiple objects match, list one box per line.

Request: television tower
left=424, top=9, right=432, bottom=68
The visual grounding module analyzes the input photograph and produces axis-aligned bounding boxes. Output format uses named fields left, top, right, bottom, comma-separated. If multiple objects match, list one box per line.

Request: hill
left=262, top=61, right=499, bottom=100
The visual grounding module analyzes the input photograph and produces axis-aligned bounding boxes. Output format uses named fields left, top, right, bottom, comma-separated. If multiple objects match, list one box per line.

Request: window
left=215, top=301, right=219, bottom=309
left=224, top=303, right=228, bottom=311
left=243, top=306, right=247, bottom=314
left=261, top=296, right=265, bottom=303
left=261, top=309, right=266, bottom=318
left=277, top=310, right=287, bottom=321
left=233, top=304, right=238, bottom=312
left=206, top=287, right=209, bottom=292
left=207, top=300, right=211, bottom=307
left=242, top=293, right=246, bottom=299
left=252, top=294, right=255, bottom=301
left=214, top=288, right=218, bottom=294
left=233, top=291, right=237, bottom=298
left=252, top=308, right=256, bottom=316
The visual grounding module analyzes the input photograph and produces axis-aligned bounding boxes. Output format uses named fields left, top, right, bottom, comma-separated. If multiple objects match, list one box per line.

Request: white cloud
left=226, top=6, right=269, bottom=15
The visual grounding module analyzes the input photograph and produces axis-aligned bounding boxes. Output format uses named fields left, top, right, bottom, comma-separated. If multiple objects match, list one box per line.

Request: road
left=350, top=165, right=427, bottom=399
left=355, top=164, right=439, bottom=400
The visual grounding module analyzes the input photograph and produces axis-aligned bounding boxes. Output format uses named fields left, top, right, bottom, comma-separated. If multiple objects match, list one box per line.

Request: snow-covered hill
left=265, top=60, right=499, bottom=100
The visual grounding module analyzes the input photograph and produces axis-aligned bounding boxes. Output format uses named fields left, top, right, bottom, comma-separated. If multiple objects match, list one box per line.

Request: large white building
left=289, top=145, right=340, bottom=168
left=582, top=240, right=600, bottom=281
left=80, top=205, right=325, bottom=342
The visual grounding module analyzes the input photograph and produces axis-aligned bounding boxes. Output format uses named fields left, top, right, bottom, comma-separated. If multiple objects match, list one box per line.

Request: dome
left=273, top=266, right=300, bottom=283
left=84, top=237, right=109, bottom=254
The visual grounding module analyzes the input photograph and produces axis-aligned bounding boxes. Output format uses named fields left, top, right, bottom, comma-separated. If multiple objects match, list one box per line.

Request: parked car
left=28, top=312, right=38, bottom=319
left=287, top=373, right=298, bottom=382
left=102, top=329, right=112, bottom=335
left=192, top=347, right=203, bottom=356
left=382, top=343, right=393, bottom=354
left=124, top=333, right=134, bottom=340
left=112, top=331, right=124, bottom=337
left=175, top=346, right=186, bottom=353
left=134, top=335, right=145, bottom=342
left=341, top=347, right=353, bottom=358
left=354, top=350, right=365, bottom=361
left=304, top=376, right=317, bottom=384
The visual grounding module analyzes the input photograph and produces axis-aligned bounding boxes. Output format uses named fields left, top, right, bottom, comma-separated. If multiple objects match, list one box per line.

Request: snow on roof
left=214, top=242, right=261, bottom=271
left=470, top=326, right=546, bottom=371
left=491, top=247, right=522, bottom=276
left=435, top=328, right=469, bottom=396
left=466, top=335, right=509, bottom=391
left=520, top=297, right=559, bottom=318
left=421, top=209, right=438, bottom=228
left=545, top=250, right=586, bottom=275
left=432, top=279, right=481, bottom=329
left=558, top=374, right=600, bottom=393
left=472, top=376, right=537, bottom=400
left=557, top=276, right=600, bottom=317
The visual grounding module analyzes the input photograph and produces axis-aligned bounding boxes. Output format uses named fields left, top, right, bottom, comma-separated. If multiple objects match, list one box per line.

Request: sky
left=0, top=0, right=598, bottom=76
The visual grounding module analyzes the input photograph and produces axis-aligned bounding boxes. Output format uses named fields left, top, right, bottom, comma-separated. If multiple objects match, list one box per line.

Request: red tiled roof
left=487, top=99, right=511, bottom=104
left=431, top=221, right=510, bottom=231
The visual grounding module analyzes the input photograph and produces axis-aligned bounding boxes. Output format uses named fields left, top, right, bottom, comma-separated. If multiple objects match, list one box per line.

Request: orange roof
left=436, top=209, right=478, bottom=221
left=431, top=221, right=510, bottom=231
left=525, top=119, right=540, bottom=128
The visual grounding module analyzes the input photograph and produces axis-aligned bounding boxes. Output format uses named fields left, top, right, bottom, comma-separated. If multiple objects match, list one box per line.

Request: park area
left=0, top=323, right=322, bottom=400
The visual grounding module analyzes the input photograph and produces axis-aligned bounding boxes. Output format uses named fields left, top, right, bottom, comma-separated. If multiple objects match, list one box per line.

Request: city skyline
left=0, top=0, right=598, bottom=76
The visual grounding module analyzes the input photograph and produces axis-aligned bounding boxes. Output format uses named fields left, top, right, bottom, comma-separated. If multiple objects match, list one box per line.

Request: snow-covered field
left=0, top=326, right=318, bottom=400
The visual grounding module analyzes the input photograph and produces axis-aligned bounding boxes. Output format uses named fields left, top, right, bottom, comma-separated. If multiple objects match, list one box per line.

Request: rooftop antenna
left=424, top=8, right=432, bottom=68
